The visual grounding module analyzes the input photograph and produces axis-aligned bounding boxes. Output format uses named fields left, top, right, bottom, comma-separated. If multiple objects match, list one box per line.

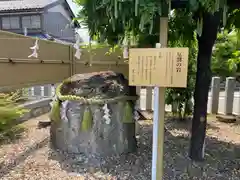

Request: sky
left=66, top=0, right=90, bottom=43
left=66, top=0, right=79, bottom=16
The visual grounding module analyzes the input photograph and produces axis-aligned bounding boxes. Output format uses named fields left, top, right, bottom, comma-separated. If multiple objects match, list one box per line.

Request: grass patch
left=0, top=124, right=26, bottom=144
left=0, top=90, right=29, bottom=144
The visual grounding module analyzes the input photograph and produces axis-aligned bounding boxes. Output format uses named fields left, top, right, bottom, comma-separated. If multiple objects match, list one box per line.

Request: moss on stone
left=49, top=100, right=61, bottom=122
left=122, top=101, right=134, bottom=123
left=81, top=106, right=93, bottom=131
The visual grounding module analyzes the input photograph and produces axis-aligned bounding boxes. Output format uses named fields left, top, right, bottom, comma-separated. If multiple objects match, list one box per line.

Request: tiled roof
left=0, top=0, right=59, bottom=11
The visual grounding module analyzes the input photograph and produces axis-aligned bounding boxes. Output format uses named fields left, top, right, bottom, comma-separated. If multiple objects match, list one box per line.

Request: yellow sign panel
left=129, top=48, right=189, bottom=88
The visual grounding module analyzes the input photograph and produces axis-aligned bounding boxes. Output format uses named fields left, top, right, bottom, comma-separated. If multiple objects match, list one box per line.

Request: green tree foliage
left=166, top=40, right=197, bottom=120
left=165, top=10, right=197, bottom=120
left=228, top=50, right=240, bottom=71
left=212, top=30, right=239, bottom=78
left=75, top=0, right=232, bottom=44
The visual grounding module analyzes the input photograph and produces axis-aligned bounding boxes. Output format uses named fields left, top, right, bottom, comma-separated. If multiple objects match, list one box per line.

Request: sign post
left=129, top=18, right=189, bottom=180
left=153, top=17, right=167, bottom=180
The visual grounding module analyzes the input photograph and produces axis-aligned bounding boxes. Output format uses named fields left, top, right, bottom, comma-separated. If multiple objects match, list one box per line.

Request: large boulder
left=49, top=71, right=138, bottom=163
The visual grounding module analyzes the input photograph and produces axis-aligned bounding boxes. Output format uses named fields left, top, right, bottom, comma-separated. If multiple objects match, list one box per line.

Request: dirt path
left=0, top=114, right=239, bottom=180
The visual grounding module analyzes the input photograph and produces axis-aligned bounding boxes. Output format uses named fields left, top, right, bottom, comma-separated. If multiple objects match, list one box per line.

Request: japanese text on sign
left=129, top=48, right=189, bottom=88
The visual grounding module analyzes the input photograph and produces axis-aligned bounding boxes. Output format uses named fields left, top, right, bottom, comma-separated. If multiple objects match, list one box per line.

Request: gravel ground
left=0, top=114, right=240, bottom=180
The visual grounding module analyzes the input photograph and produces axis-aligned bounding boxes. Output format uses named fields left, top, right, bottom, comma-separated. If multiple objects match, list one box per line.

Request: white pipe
left=151, top=86, right=160, bottom=180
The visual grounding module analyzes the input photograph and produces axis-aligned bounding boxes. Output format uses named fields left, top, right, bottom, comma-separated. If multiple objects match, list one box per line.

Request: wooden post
left=151, top=17, right=168, bottom=180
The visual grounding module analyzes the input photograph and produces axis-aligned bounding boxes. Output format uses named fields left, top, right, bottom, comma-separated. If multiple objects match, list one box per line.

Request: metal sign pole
left=151, top=85, right=163, bottom=179
left=151, top=17, right=168, bottom=180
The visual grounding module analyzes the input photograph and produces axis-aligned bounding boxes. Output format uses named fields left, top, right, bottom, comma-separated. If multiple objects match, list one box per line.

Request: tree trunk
left=189, top=12, right=221, bottom=161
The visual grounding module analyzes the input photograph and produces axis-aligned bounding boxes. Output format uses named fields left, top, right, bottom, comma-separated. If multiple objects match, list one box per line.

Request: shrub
left=0, top=91, right=28, bottom=133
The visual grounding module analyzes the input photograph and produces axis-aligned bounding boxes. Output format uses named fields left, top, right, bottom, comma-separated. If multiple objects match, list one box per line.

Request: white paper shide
left=28, top=39, right=39, bottom=58
left=74, top=33, right=82, bottom=59
left=102, top=104, right=111, bottom=124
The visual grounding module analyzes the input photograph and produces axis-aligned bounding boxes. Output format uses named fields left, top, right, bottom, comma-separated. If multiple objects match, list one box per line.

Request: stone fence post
left=33, top=86, right=41, bottom=97
left=238, top=88, right=240, bottom=115
left=224, top=77, right=236, bottom=115
left=209, top=77, right=220, bottom=114
left=43, top=85, right=52, bottom=97
left=136, top=86, right=141, bottom=109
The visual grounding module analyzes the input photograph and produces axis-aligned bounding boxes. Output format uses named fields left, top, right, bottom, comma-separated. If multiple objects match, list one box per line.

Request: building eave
left=62, top=0, right=80, bottom=28
left=0, top=8, right=44, bottom=14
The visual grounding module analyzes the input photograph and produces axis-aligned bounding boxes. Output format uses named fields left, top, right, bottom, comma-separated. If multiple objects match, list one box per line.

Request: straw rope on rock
left=49, top=71, right=139, bottom=164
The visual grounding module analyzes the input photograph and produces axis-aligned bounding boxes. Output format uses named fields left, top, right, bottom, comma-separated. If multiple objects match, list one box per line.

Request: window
left=2, top=16, right=20, bottom=29
left=22, top=15, right=41, bottom=29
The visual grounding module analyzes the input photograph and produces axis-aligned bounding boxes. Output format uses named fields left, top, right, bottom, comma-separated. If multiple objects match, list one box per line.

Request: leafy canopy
left=212, top=30, right=240, bottom=77
left=75, top=0, right=230, bottom=45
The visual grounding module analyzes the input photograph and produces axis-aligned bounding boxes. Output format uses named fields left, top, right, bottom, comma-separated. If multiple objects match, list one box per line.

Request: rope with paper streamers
left=28, top=38, right=39, bottom=58
left=73, top=33, right=82, bottom=59
left=23, top=20, right=80, bottom=59
left=26, top=34, right=81, bottom=59
left=23, top=27, right=39, bottom=59
left=60, top=20, right=82, bottom=60
left=49, top=81, right=138, bottom=131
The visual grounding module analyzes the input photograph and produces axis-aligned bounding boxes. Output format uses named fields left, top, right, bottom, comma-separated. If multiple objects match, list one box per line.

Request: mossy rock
left=50, top=71, right=138, bottom=161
